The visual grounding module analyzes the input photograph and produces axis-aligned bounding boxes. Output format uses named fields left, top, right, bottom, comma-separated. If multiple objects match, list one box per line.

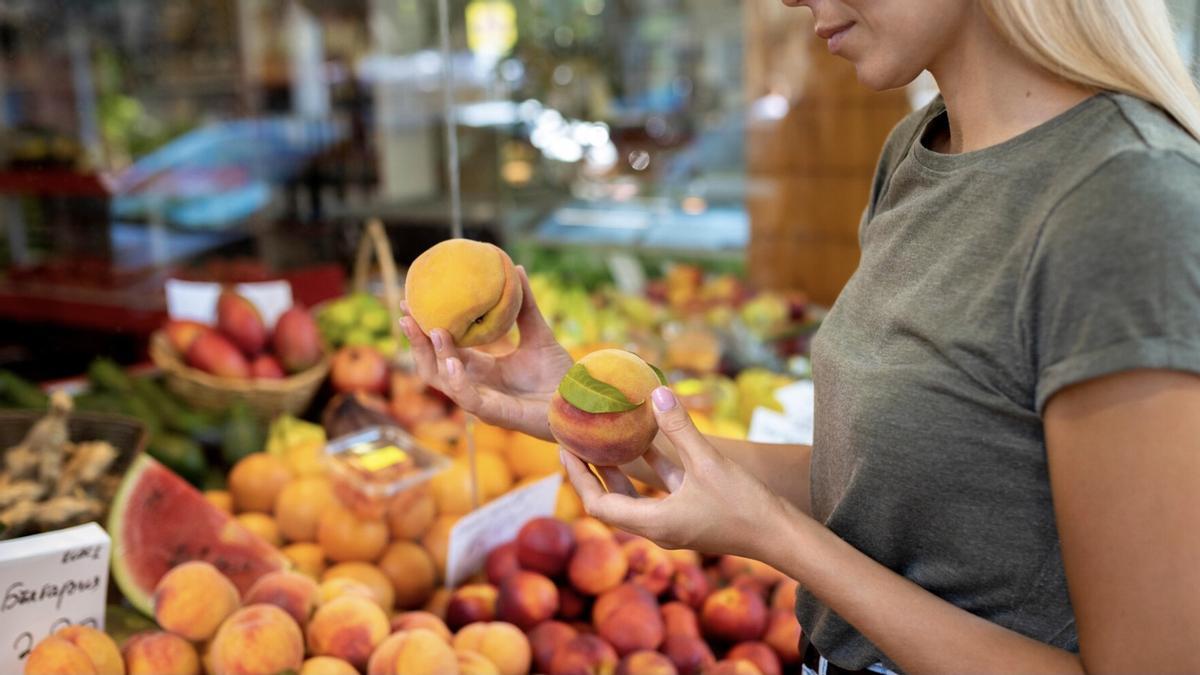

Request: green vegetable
left=0, top=370, right=48, bottom=409
left=74, top=392, right=126, bottom=415
left=558, top=363, right=642, bottom=413
left=221, top=401, right=265, bottom=466
left=88, top=358, right=134, bottom=394
left=147, top=433, right=207, bottom=485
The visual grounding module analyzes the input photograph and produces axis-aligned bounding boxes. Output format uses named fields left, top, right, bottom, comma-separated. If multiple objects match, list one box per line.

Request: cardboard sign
left=444, top=473, right=562, bottom=588
left=165, top=279, right=294, bottom=328
left=748, top=407, right=813, bottom=445
left=0, top=523, right=111, bottom=672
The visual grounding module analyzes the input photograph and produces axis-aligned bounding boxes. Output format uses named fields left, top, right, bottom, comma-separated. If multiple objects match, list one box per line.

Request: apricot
left=208, top=605, right=304, bottom=675
left=461, top=421, right=512, bottom=456
left=458, top=649, right=502, bottom=675
left=234, top=512, right=281, bottom=546
left=763, top=609, right=802, bottom=664
left=453, top=621, right=532, bottom=675
left=446, top=583, right=499, bottom=630
left=282, top=542, right=327, bottom=580
left=243, top=570, right=318, bottom=630
left=708, top=659, right=763, bottom=675
left=672, top=563, right=711, bottom=608
left=405, top=238, right=523, bottom=348
left=378, top=540, right=438, bottom=609
left=727, top=642, right=781, bottom=675
left=324, top=562, right=396, bottom=613
left=387, top=486, right=437, bottom=540
left=424, top=587, right=453, bottom=620
left=593, top=582, right=663, bottom=655
left=548, top=349, right=663, bottom=466
left=274, top=476, right=336, bottom=542
left=306, top=595, right=390, bottom=669
left=476, top=450, right=515, bottom=499
left=24, top=636, right=99, bottom=675
left=415, top=418, right=466, bottom=455
left=549, top=634, right=618, bottom=675
left=203, top=490, right=233, bottom=514
left=431, top=459, right=482, bottom=515
left=661, top=601, right=702, bottom=638
left=617, top=650, right=678, bottom=675
left=556, top=482, right=584, bottom=522
left=701, top=587, right=768, bottom=644
left=123, top=632, right=199, bottom=675
left=153, top=561, right=240, bottom=642
left=568, top=537, right=628, bottom=595
left=661, top=634, right=715, bottom=675
left=623, top=537, right=675, bottom=596
left=421, top=515, right=460, bottom=579
left=368, top=628, right=458, bottom=675
left=318, top=578, right=379, bottom=606
left=571, top=517, right=614, bottom=545
left=53, top=626, right=123, bottom=675
left=528, top=621, right=578, bottom=674
left=390, top=611, right=452, bottom=643
left=228, top=453, right=292, bottom=513
left=300, top=656, right=358, bottom=675
left=317, top=504, right=389, bottom=563
left=485, top=541, right=521, bottom=585
left=667, top=549, right=702, bottom=568
left=771, top=578, right=799, bottom=612
left=517, top=517, right=575, bottom=577
left=496, top=570, right=559, bottom=630
left=505, top=432, right=561, bottom=479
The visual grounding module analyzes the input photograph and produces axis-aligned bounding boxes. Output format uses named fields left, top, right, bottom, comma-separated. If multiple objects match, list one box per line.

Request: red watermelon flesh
left=108, top=455, right=288, bottom=616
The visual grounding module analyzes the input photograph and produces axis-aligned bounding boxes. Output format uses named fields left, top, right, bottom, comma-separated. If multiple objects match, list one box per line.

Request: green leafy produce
left=146, top=433, right=207, bottom=485
left=221, top=401, right=265, bottom=466
left=558, top=362, right=642, bottom=413
left=88, top=358, right=134, bottom=394
left=0, top=370, right=49, bottom=409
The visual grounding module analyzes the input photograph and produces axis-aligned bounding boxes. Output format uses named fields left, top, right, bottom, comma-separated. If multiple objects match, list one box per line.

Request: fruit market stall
left=3, top=232, right=816, bottom=675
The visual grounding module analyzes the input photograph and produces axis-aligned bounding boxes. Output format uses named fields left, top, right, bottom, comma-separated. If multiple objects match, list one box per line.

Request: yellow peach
left=208, top=604, right=304, bottom=675
left=53, top=626, right=123, bottom=675
left=549, top=349, right=662, bottom=466
left=405, top=239, right=523, bottom=348
left=153, top=561, right=240, bottom=642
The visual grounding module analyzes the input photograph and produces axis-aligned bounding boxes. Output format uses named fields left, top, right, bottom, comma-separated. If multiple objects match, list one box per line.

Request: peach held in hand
left=549, top=349, right=666, bottom=466
left=405, top=239, right=523, bottom=348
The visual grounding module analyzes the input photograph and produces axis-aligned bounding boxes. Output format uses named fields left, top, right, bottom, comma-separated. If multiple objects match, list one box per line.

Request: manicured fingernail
left=446, top=358, right=461, bottom=377
left=651, top=386, right=676, bottom=411
left=431, top=331, right=444, bottom=352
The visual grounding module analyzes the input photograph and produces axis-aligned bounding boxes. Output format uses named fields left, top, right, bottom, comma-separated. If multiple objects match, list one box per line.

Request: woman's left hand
left=561, top=386, right=796, bottom=561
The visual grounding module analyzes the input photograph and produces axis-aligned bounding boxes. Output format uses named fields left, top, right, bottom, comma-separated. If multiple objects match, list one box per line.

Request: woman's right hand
left=400, top=266, right=573, bottom=441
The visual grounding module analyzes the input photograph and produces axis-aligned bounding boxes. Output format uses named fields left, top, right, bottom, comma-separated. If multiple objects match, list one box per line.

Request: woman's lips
left=816, top=22, right=854, bottom=53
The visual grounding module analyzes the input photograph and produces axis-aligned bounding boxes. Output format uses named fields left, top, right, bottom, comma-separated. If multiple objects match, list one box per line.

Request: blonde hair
left=983, top=0, right=1200, bottom=140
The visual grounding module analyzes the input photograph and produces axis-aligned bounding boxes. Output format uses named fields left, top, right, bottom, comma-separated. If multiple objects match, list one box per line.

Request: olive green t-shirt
left=800, top=92, right=1200, bottom=670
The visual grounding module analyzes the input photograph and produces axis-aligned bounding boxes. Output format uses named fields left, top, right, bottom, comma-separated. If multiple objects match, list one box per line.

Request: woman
left=402, top=0, right=1200, bottom=671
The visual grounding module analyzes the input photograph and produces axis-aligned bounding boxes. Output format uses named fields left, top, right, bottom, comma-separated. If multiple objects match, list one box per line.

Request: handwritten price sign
left=0, top=523, right=110, bottom=672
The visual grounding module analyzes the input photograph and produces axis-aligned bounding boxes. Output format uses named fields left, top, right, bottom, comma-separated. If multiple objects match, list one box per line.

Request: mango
left=165, top=320, right=210, bottom=355
left=549, top=349, right=663, bottom=466
left=207, top=605, right=304, bottom=675
left=405, top=239, right=523, bottom=347
left=185, top=331, right=249, bottom=379
left=217, top=291, right=267, bottom=355
left=153, top=561, right=240, bottom=642
left=273, top=305, right=324, bottom=373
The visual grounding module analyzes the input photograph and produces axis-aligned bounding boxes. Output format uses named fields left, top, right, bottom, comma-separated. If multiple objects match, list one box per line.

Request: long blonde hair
left=983, top=0, right=1200, bottom=140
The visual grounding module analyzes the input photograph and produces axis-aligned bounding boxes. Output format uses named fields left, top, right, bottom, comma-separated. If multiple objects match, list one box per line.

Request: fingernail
left=431, top=331, right=444, bottom=352
left=399, top=318, right=412, bottom=337
left=651, top=386, right=677, bottom=411
left=446, top=358, right=460, bottom=377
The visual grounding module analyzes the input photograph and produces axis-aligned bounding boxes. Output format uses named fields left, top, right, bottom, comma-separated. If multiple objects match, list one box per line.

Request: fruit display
left=549, top=348, right=667, bottom=466
left=405, top=239, right=524, bottom=348
left=317, top=292, right=402, bottom=355
left=163, top=292, right=325, bottom=380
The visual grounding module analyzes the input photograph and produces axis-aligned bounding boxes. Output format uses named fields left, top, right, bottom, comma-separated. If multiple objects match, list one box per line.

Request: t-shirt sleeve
left=1025, top=148, right=1200, bottom=413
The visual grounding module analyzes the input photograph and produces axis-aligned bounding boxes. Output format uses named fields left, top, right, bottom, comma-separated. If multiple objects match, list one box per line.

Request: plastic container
left=323, top=425, right=451, bottom=519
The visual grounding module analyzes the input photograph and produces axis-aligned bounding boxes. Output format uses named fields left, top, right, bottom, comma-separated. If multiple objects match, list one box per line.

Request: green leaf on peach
left=558, top=362, right=641, bottom=413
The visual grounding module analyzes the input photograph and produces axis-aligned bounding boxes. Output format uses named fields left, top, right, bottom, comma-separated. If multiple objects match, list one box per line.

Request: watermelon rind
left=108, top=455, right=288, bottom=616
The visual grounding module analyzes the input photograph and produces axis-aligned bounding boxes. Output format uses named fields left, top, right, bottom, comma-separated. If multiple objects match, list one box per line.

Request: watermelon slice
left=108, top=455, right=288, bottom=616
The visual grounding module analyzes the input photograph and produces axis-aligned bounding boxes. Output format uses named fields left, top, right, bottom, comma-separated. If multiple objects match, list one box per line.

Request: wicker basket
left=149, top=332, right=331, bottom=419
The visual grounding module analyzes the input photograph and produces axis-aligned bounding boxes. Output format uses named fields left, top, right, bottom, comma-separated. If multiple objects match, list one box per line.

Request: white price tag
left=165, top=279, right=294, bottom=328
left=0, top=523, right=111, bottom=673
left=747, top=407, right=813, bottom=445
left=773, top=379, right=815, bottom=421
left=444, top=473, right=562, bottom=588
